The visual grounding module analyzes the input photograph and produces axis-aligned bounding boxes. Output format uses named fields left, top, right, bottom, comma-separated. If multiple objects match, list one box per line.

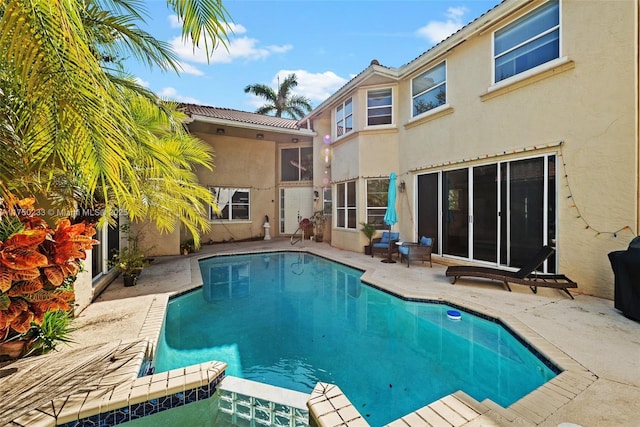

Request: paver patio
left=63, top=238, right=640, bottom=426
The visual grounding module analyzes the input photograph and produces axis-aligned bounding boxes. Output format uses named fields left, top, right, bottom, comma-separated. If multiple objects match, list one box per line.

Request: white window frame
left=335, top=98, right=353, bottom=138
left=493, top=0, right=560, bottom=83
left=209, top=187, right=250, bottom=221
left=366, top=88, right=393, bottom=126
left=366, top=178, right=389, bottom=230
left=411, top=61, right=447, bottom=118
left=322, top=187, right=332, bottom=217
left=335, top=181, right=356, bottom=230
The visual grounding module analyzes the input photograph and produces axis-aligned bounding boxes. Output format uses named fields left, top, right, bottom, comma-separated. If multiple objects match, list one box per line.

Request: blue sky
left=131, top=0, right=501, bottom=112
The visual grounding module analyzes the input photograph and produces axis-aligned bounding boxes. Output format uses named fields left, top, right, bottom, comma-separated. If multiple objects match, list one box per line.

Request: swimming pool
left=155, top=252, right=558, bottom=426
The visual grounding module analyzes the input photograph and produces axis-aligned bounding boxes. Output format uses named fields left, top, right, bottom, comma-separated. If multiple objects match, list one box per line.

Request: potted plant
left=360, top=222, right=377, bottom=255
left=311, top=210, right=327, bottom=242
left=109, top=245, right=149, bottom=286
left=180, top=238, right=195, bottom=255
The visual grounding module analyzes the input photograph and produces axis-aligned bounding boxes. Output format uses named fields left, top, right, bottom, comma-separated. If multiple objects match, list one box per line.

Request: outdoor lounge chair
left=371, top=231, right=399, bottom=258
left=445, top=245, right=577, bottom=299
left=399, top=236, right=432, bottom=267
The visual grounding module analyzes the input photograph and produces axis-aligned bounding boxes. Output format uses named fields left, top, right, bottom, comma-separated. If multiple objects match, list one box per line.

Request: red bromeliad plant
left=0, top=194, right=98, bottom=343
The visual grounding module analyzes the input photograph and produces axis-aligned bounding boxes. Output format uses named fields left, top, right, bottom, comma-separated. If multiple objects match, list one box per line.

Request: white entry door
left=280, top=187, right=313, bottom=234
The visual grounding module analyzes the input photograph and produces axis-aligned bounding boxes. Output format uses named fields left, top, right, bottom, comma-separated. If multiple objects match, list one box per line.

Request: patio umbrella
left=381, top=172, right=398, bottom=263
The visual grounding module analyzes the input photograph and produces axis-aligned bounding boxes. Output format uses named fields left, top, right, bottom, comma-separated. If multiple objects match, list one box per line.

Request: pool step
left=385, top=391, right=491, bottom=427
left=217, top=376, right=309, bottom=426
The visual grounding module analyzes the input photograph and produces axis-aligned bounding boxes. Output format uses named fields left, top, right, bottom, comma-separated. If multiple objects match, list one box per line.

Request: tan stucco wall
left=191, top=132, right=278, bottom=243
left=132, top=220, right=181, bottom=256
left=73, top=250, right=94, bottom=315
left=313, top=0, right=639, bottom=298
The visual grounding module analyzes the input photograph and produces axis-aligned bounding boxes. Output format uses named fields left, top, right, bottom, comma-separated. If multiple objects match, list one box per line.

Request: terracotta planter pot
left=0, top=340, right=30, bottom=360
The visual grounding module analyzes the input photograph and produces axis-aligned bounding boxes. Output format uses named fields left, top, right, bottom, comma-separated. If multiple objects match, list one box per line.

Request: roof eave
left=301, top=64, right=400, bottom=122
left=192, top=114, right=316, bottom=136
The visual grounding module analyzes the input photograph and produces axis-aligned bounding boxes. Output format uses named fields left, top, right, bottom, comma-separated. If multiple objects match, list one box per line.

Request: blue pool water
left=155, top=252, right=557, bottom=426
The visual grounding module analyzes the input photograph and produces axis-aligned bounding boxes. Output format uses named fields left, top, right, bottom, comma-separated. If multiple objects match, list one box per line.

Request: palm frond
left=166, top=0, right=231, bottom=60
left=83, top=3, right=180, bottom=71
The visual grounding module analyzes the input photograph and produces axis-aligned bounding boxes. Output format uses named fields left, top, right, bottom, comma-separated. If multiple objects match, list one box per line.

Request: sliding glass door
left=443, top=169, right=469, bottom=258
left=416, top=154, right=556, bottom=272
left=473, top=164, right=498, bottom=262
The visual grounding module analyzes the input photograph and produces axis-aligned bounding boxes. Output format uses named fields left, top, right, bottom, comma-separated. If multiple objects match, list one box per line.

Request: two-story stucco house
left=303, top=0, right=638, bottom=298
left=126, top=0, right=637, bottom=301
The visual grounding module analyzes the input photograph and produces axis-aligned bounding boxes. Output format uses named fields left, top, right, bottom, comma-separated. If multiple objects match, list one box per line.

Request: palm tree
left=244, top=73, right=312, bottom=120
left=0, top=0, right=231, bottom=246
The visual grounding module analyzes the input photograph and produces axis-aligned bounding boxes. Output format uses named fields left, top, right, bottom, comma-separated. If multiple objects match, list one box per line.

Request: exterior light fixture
left=292, top=138, right=299, bottom=143
left=216, top=128, right=225, bottom=135
left=256, top=133, right=264, bottom=139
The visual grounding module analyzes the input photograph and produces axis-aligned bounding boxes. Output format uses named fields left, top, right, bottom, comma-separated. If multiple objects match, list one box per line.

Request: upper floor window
left=412, top=62, right=446, bottom=117
left=336, top=181, right=356, bottom=229
left=281, top=147, right=313, bottom=182
left=210, top=187, right=250, bottom=220
left=366, top=179, right=389, bottom=230
left=494, top=0, right=559, bottom=83
left=367, top=88, right=392, bottom=126
left=336, top=98, right=353, bottom=137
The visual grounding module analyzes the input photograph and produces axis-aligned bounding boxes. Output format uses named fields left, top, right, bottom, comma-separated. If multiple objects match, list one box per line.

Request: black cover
left=608, top=246, right=640, bottom=321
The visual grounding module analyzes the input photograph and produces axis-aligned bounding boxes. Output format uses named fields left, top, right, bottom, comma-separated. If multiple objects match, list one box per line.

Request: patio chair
left=371, top=231, right=399, bottom=258
left=399, top=236, right=432, bottom=268
left=445, top=245, right=577, bottom=299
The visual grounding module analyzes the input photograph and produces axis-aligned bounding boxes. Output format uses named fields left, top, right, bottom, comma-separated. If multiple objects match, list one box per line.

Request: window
left=366, top=179, right=389, bottom=230
left=335, top=98, right=353, bottom=137
left=412, top=62, right=446, bottom=117
left=336, top=181, right=356, bottom=229
left=322, top=187, right=332, bottom=216
left=281, top=147, right=313, bottom=181
left=494, top=0, right=559, bottom=83
left=367, top=89, right=392, bottom=126
left=210, top=187, right=250, bottom=220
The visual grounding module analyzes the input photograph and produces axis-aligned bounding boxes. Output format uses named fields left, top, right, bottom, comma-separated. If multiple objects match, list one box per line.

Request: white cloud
left=170, top=29, right=292, bottom=64
left=416, top=6, right=470, bottom=44
left=227, top=23, right=247, bottom=35
left=245, top=69, right=348, bottom=109
left=168, top=14, right=182, bottom=29
left=178, top=61, right=204, bottom=76
left=277, top=70, right=348, bottom=103
left=157, top=87, right=200, bottom=104
left=134, top=77, right=150, bottom=88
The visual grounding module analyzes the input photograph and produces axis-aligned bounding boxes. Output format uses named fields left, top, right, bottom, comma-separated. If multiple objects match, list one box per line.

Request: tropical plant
left=360, top=222, right=377, bottom=247
left=0, top=0, right=231, bottom=247
left=0, top=193, right=97, bottom=345
left=244, top=73, right=312, bottom=119
left=22, top=309, right=76, bottom=357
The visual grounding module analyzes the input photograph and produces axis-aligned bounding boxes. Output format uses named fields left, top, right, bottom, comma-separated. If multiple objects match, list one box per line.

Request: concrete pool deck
left=63, top=238, right=639, bottom=426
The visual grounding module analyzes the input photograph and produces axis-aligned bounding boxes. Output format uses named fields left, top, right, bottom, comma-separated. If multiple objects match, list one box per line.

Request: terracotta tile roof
left=180, top=104, right=302, bottom=130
